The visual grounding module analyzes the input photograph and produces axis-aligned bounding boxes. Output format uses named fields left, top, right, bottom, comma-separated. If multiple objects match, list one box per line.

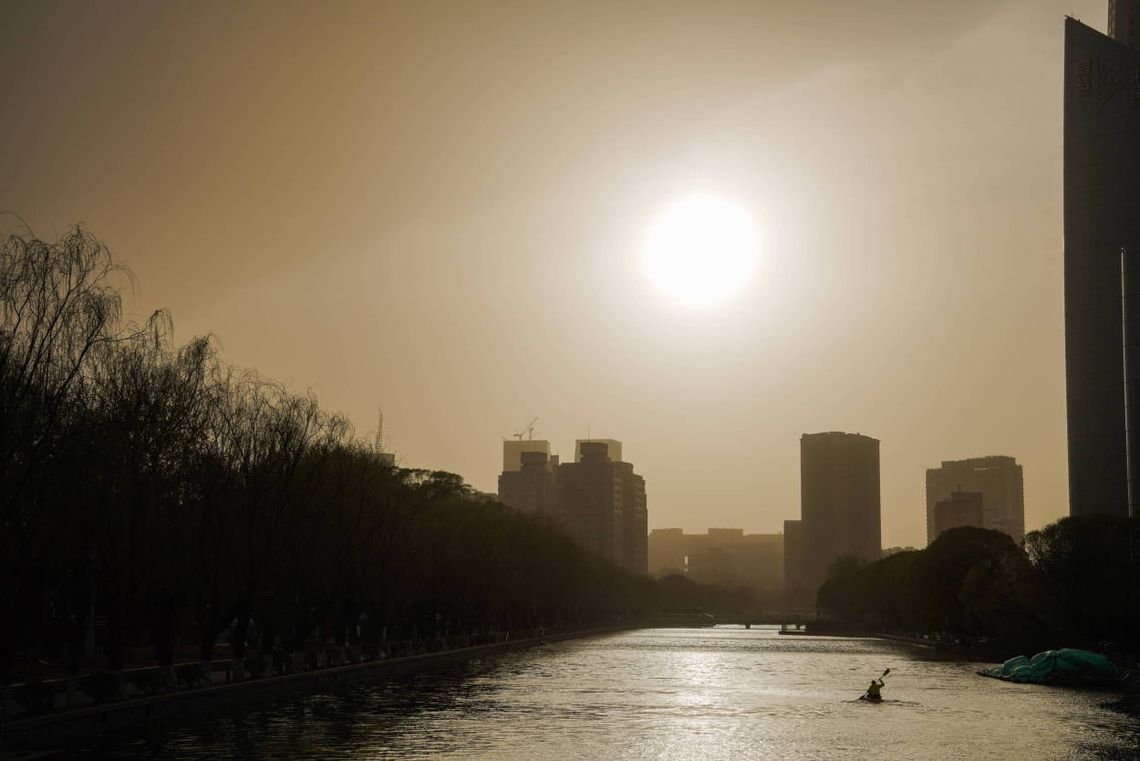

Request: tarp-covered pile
left=979, top=648, right=1121, bottom=687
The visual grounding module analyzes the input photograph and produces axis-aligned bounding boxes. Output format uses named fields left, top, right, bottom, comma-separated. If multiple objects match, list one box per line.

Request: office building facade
left=648, top=528, right=687, bottom=575
left=619, top=463, right=648, bottom=575
left=498, top=450, right=558, bottom=517
left=925, top=456, right=1025, bottom=544
left=782, top=519, right=807, bottom=605
left=647, top=528, right=783, bottom=589
left=932, top=491, right=985, bottom=539
left=574, top=439, right=623, bottom=463
left=502, top=439, right=553, bottom=473
left=542, top=440, right=647, bottom=574
left=1109, top=0, right=1138, bottom=47
left=787, top=432, right=881, bottom=601
left=1064, top=16, right=1140, bottom=517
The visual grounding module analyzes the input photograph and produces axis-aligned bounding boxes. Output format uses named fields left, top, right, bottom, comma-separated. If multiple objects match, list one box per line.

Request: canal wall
left=774, top=624, right=1011, bottom=662
left=1, top=626, right=628, bottom=751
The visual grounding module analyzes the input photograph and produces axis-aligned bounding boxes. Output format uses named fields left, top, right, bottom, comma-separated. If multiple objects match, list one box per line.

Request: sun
left=642, top=194, right=759, bottom=308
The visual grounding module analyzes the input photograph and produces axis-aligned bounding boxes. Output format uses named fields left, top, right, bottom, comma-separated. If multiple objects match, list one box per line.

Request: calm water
left=95, top=628, right=1139, bottom=760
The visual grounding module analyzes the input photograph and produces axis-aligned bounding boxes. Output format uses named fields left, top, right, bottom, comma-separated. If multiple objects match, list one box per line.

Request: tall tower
left=1063, top=17, right=1140, bottom=517
left=796, top=432, right=880, bottom=595
left=1110, top=0, right=1138, bottom=46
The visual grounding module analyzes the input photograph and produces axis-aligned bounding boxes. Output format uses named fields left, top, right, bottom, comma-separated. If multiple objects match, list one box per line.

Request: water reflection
left=94, top=628, right=1140, bottom=760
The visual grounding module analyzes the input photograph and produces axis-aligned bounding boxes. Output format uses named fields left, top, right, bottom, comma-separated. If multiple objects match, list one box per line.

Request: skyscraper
left=782, top=519, right=807, bottom=606
left=1063, top=15, right=1140, bottom=517
left=791, top=432, right=881, bottom=597
left=556, top=440, right=647, bottom=574
left=618, top=462, right=648, bottom=575
left=502, top=439, right=553, bottom=472
left=498, top=450, right=557, bottom=517
left=925, top=456, right=1025, bottom=544
left=1110, top=0, right=1138, bottom=47
left=574, top=439, right=623, bottom=463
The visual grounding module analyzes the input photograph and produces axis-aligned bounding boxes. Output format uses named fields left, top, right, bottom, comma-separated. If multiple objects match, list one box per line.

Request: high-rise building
left=498, top=450, right=557, bottom=517
left=932, top=491, right=985, bottom=539
left=925, top=456, right=1025, bottom=544
left=619, top=463, right=648, bottom=575
left=574, top=439, right=622, bottom=463
left=1064, top=16, right=1140, bottom=517
left=782, top=519, right=806, bottom=605
left=789, top=432, right=880, bottom=599
left=647, top=528, right=783, bottom=589
left=688, top=529, right=783, bottom=590
left=556, top=440, right=647, bottom=574
left=502, top=439, right=553, bottom=472
left=1110, top=0, right=1138, bottom=47
left=648, top=528, right=687, bottom=575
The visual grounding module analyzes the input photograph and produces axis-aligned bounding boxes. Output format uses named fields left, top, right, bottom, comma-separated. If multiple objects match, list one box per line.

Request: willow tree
left=0, top=226, right=130, bottom=681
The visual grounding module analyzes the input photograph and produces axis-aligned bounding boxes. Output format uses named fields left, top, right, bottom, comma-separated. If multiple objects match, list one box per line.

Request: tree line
left=0, top=226, right=656, bottom=686
left=817, top=517, right=1140, bottom=653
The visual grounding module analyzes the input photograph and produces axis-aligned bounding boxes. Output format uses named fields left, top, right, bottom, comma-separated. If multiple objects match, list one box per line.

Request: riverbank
left=0, top=626, right=627, bottom=752
left=76, top=627, right=1140, bottom=760
left=872, top=632, right=996, bottom=657
left=776, top=623, right=1011, bottom=661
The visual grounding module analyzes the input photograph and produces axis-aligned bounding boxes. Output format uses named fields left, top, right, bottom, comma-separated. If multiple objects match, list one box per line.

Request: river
left=92, top=627, right=1139, bottom=760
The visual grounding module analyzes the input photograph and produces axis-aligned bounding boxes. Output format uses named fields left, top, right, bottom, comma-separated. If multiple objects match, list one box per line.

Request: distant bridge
left=649, top=611, right=817, bottom=628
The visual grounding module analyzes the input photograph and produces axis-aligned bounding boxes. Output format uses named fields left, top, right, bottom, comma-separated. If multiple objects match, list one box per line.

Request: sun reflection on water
left=96, top=627, right=1139, bottom=761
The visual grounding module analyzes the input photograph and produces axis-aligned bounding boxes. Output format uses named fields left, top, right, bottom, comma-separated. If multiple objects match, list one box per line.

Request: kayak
left=859, top=694, right=883, bottom=703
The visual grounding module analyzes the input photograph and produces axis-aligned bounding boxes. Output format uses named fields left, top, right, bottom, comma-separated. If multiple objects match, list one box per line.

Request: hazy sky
left=0, top=0, right=1110, bottom=546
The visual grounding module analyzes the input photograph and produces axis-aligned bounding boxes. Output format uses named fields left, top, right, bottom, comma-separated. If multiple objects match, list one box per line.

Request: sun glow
left=643, top=194, right=759, bottom=308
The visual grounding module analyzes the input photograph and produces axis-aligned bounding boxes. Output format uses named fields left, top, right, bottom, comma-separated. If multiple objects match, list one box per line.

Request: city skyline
left=498, top=438, right=647, bottom=574
left=3, top=2, right=1139, bottom=756
left=0, top=0, right=1113, bottom=548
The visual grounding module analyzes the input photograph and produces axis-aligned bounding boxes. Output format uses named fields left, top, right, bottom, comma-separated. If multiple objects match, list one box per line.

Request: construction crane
left=511, top=417, right=539, bottom=441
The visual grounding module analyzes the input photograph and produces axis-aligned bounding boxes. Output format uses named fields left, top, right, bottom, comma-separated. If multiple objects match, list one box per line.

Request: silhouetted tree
left=1025, top=515, right=1140, bottom=648
left=0, top=225, right=666, bottom=688
left=816, top=528, right=1053, bottom=651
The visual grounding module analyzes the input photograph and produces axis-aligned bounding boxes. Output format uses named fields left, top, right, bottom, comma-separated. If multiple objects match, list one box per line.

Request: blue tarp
left=979, top=648, right=1120, bottom=687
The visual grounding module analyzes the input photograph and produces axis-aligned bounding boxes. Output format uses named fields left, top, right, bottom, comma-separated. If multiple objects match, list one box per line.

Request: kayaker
left=866, top=677, right=884, bottom=701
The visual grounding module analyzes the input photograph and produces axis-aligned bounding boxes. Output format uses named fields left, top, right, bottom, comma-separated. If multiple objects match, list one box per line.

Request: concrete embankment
left=1, top=626, right=627, bottom=751
left=776, top=625, right=1007, bottom=661
left=873, top=633, right=1013, bottom=662
left=873, top=633, right=949, bottom=650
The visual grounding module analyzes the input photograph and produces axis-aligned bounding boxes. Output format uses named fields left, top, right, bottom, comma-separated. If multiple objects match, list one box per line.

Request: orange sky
left=0, top=0, right=1109, bottom=546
